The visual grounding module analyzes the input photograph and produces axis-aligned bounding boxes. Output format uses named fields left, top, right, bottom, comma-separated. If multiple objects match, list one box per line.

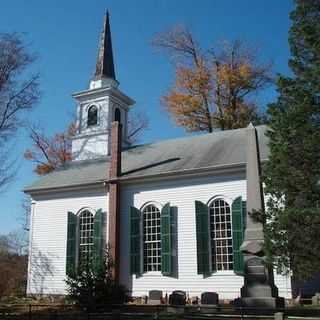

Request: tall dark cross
left=94, top=11, right=116, bottom=80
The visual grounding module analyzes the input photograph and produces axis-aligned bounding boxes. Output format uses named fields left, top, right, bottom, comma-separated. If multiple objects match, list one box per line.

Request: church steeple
left=72, top=11, right=135, bottom=161
left=90, top=11, right=118, bottom=89
left=94, top=11, right=116, bottom=80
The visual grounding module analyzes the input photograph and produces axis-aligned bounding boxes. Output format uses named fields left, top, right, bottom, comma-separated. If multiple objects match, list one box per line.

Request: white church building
left=24, top=12, right=292, bottom=300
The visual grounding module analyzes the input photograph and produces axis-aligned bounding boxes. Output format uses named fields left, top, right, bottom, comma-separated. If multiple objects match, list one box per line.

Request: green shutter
left=232, top=197, right=245, bottom=274
left=195, top=201, right=211, bottom=276
left=93, top=209, right=104, bottom=273
left=242, top=200, right=247, bottom=231
left=130, top=206, right=141, bottom=275
left=66, top=211, right=77, bottom=277
left=161, top=203, right=173, bottom=276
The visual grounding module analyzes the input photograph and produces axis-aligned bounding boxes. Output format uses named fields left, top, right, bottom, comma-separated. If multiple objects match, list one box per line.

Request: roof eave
left=24, top=158, right=268, bottom=195
left=24, top=181, right=106, bottom=196
left=72, top=86, right=135, bottom=106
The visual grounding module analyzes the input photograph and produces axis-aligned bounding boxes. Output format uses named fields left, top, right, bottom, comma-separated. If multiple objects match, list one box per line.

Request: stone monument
left=237, top=124, right=284, bottom=308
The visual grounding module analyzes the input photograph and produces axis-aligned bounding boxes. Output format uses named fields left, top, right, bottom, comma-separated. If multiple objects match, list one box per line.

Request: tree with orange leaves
left=24, top=123, right=76, bottom=175
left=153, top=26, right=272, bottom=132
left=24, top=110, right=148, bottom=175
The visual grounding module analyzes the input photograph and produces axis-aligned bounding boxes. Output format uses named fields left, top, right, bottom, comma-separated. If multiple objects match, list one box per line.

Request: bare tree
left=127, top=110, right=149, bottom=144
left=0, top=230, right=28, bottom=298
left=152, top=25, right=272, bottom=132
left=21, top=194, right=31, bottom=232
left=0, top=33, right=40, bottom=190
left=1, top=230, right=28, bottom=256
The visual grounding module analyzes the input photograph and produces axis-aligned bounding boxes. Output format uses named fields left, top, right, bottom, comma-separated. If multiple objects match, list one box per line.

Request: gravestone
left=312, top=293, right=320, bottom=306
left=148, top=290, right=162, bottom=305
left=169, top=290, right=186, bottom=305
left=201, top=292, right=219, bottom=305
left=274, top=312, right=284, bottom=320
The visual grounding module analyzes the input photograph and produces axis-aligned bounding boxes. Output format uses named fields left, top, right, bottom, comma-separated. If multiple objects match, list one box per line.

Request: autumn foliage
left=24, top=112, right=148, bottom=175
left=153, top=26, right=272, bottom=132
left=24, top=123, right=76, bottom=175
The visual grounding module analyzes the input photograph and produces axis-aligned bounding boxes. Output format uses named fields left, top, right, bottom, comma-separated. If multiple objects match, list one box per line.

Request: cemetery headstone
left=312, top=293, right=320, bottom=306
left=201, top=292, right=219, bottom=305
left=169, top=290, right=186, bottom=305
left=148, top=290, right=163, bottom=305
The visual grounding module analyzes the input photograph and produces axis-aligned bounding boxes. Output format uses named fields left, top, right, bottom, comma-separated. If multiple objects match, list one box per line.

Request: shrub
left=65, top=246, right=127, bottom=311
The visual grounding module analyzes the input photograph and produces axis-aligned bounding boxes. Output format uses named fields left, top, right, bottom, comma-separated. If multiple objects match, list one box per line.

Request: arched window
left=114, top=107, right=121, bottom=123
left=66, top=209, right=105, bottom=276
left=143, top=204, right=161, bottom=272
left=209, top=199, right=233, bottom=271
left=87, top=105, right=98, bottom=127
left=78, top=210, right=94, bottom=264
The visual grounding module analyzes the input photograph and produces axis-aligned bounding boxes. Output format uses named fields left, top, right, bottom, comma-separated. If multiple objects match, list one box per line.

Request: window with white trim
left=78, top=210, right=94, bottom=264
left=87, top=105, right=98, bottom=126
left=209, top=199, right=233, bottom=271
left=143, top=204, right=161, bottom=272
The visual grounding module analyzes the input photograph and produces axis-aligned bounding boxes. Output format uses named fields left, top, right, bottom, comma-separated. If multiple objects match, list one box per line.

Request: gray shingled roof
left=24, top=125, right=269, bottom=192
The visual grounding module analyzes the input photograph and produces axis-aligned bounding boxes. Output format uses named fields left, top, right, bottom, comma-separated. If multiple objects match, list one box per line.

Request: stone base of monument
left=234, top=255, right=285, bottom=311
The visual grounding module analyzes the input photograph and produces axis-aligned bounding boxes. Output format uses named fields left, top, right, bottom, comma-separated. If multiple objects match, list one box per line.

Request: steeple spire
left=94, top=10, right=116, bottom=81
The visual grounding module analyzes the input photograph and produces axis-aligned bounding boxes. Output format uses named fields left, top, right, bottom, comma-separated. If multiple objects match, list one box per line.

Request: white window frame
left=208, top=196, right=234, bottom=272
left=140, top=202, right=162, bottom=274
left=76, top=208, right=95, bottom=267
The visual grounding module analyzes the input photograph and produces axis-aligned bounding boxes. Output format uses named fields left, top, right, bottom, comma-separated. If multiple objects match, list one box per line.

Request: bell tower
left=71, top=11, right=135, bottom=161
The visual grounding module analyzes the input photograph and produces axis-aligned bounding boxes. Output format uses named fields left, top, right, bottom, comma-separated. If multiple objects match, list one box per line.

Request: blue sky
left=0, top=0, right=293, bottom=234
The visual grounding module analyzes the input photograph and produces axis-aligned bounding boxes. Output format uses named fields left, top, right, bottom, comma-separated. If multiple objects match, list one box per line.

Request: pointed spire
left=94, top=10, right=116, bottom=80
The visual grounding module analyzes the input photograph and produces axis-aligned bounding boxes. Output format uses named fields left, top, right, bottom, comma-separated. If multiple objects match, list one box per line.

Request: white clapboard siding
left=120, top=172, right=292, bottom=299
left=27, top=189, right=108, bottom=295
left=28, top=172, right=292, bottom=299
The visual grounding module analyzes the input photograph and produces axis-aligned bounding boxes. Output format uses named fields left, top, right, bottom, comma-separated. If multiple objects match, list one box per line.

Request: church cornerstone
left=108, top=121, right=122, bottom=282
left=236, top=124, right=284, bottom=309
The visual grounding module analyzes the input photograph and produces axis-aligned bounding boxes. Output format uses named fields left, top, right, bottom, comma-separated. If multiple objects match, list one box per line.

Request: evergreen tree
left=264, top=0, right=320, bottom=280
left=65, top=246, right=127, bottom=311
